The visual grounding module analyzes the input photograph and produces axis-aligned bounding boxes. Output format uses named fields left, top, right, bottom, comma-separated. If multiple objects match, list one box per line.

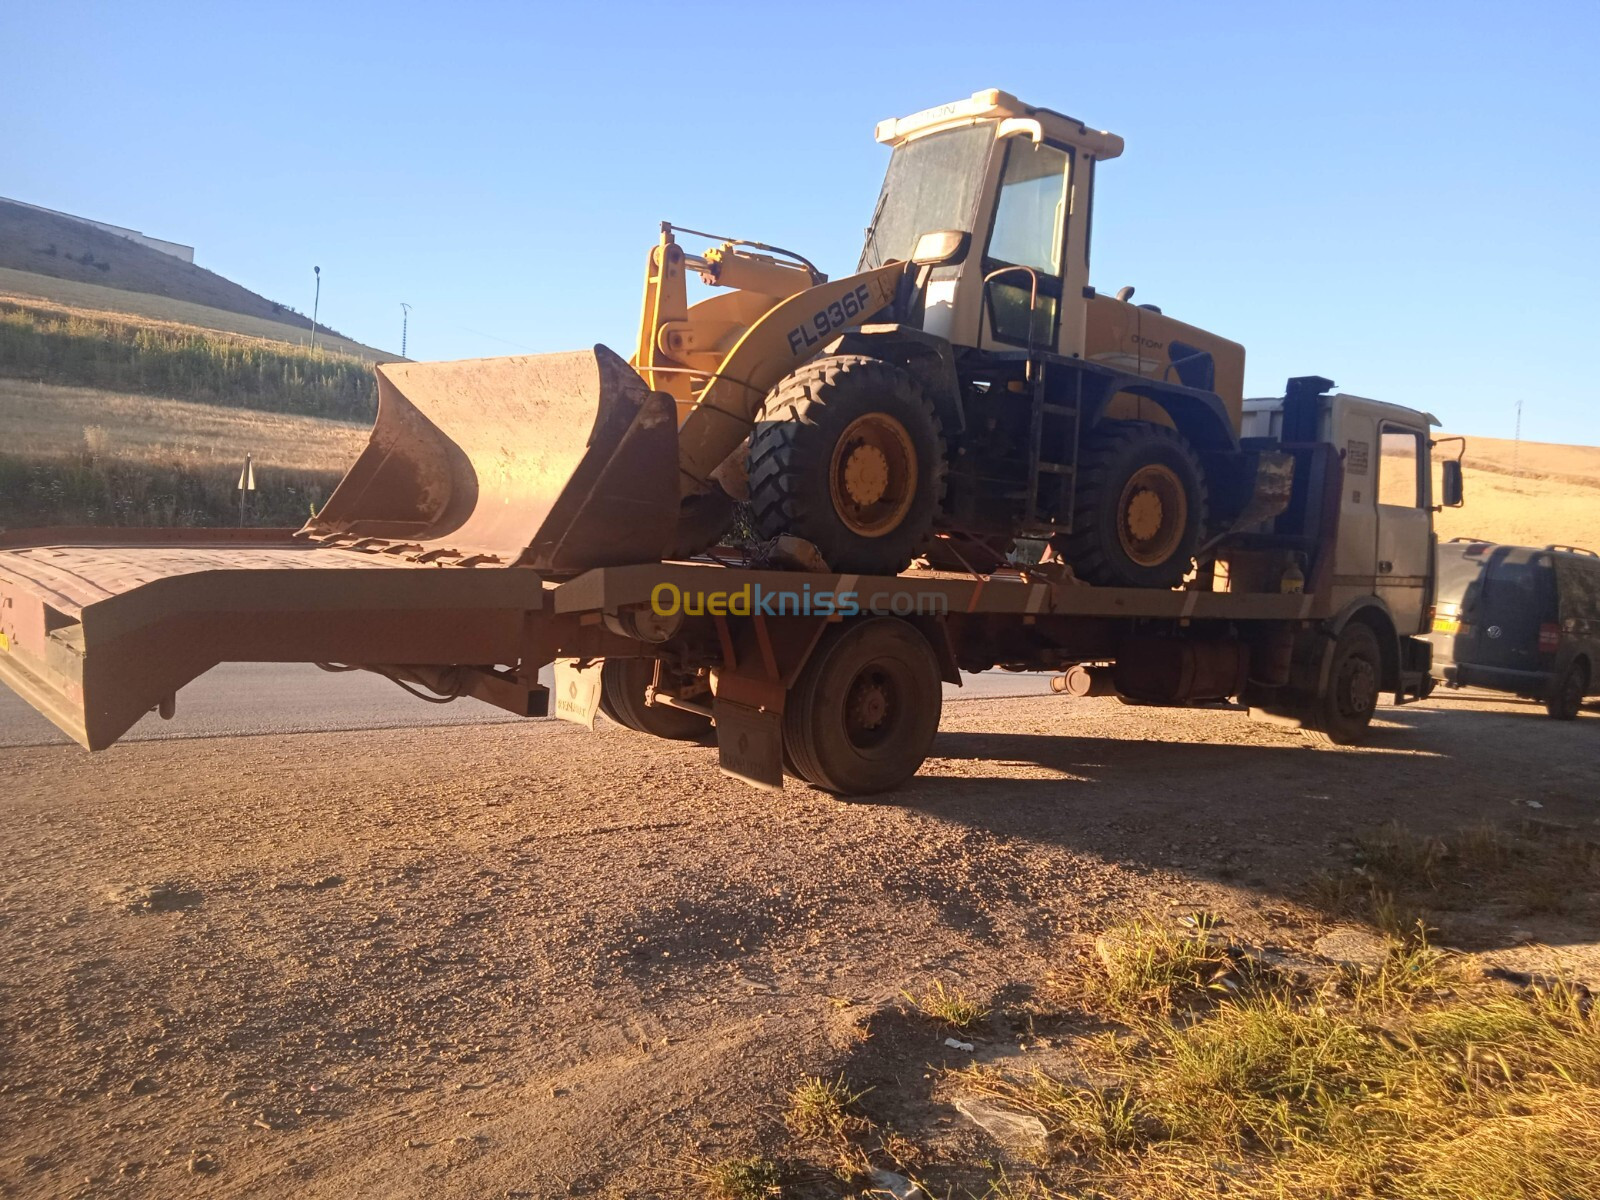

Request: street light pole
left=310, top=265, right=322, bottom=352
left=401, top=302, right=412, bottom=359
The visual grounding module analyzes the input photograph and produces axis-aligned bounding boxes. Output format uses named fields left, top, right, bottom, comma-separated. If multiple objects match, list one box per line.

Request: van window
left=1378, top=427, right=1423, bottom=508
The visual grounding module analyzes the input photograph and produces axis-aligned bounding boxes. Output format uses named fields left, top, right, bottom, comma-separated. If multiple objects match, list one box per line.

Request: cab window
left=1377, top=426, right=1424, bottom=508
left=984, top=140, right=1071, bottom=346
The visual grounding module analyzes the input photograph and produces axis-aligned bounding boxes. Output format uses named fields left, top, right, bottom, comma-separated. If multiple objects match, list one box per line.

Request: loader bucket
left=305, top=345, right=680, bottom=571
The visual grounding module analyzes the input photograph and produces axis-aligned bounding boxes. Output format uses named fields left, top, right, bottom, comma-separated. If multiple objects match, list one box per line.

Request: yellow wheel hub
left=842, top=444, right=890, bottom=507
left=829, top=413, right=918, bottom=538
left=1117, top=463, right=1188, bottom=567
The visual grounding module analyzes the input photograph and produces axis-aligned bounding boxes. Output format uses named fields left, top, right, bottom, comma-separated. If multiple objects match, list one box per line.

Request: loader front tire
left=1054, top=421, right=1206, bottom=589
left=748, top=355, right=945, bottom=575
left=599, top=659, right=711, bottom=741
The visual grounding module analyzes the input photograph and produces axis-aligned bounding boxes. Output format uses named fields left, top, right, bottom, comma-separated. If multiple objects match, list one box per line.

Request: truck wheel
left=599, top=659, right=711, bottom=741
left=748, top=355, right=945, bottom=575
left=1055, top=421, right=1206, bottom=588
left=1304, top=622, right=1382, bottom=745
left=1544, top=660, right=1588, bottom=721
left=783, top=618, right=942, bottom=795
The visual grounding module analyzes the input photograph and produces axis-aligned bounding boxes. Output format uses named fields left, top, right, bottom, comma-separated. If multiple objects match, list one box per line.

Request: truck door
left=1374, top=423, right=1431, bottom=634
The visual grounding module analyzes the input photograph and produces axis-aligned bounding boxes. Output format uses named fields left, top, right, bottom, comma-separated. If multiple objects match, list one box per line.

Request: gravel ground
left=0, top=690, right=1596, bottom=1197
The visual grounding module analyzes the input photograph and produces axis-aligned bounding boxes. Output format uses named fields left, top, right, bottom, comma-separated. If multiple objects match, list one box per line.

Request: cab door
left=1374, top=423, right=1432, bottom=634
left=978, top=137, right=1074, bottom=352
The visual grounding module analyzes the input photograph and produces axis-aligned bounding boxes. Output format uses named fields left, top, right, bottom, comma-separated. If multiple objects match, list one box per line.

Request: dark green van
left=1429, top=540, right=1600, bottom=719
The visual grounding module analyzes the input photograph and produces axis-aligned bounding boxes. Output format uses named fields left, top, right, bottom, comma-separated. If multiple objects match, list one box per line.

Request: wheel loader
left=302, top=89, right=1254, bottom=587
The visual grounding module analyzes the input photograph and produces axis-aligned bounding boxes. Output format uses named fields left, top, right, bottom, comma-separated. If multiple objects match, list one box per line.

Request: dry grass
left=904, top=980, right=992, bottom=1031
left=0, top=265, right=389, bottom=361
left=1431, top=432, right=1600, bottom=552
left=785, top=1074, right=870, bottom=1140
left=959, top=920, right=1600, bottom=1199
left=1309, top=820, right=1600, bottom=929
left=0, top=297, right=379, bottom=420
left=695, top=1155, right=782, bottom=1200
left=0, top=379, right=367, bottom=475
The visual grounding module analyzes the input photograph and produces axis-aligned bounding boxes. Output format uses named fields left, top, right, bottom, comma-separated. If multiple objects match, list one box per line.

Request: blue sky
left=6, top=0, right=1598, bottom=444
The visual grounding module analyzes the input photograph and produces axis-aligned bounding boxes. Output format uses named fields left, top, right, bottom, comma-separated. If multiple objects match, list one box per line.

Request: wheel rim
left=843, top=663, right=897, bottom=750
left=1336, top=653, right=1379, bottom=721
left=1116, top=463, right=1188, bottom=567
left=829, top=413, right=918, bottom=538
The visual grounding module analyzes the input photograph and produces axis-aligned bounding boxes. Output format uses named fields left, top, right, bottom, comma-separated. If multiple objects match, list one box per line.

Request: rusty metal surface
left=0, top=543, right=433, bottom=620
left=303, top=345, right=679, bottom=571
left=0, top=536, right=554, bottom=752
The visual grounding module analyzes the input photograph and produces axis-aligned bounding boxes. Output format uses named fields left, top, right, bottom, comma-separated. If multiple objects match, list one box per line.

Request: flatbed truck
left=0, top=382, right=1461, bottom=796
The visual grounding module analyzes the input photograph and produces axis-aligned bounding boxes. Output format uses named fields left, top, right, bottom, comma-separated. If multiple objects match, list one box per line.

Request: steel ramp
left=0, top=532, right=546, bottom=750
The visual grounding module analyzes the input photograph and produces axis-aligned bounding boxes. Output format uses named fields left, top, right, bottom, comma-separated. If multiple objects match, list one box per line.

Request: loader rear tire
left=748, top=355, right=945, bottom=575
left=599, top=659, right=711, bottom=741
left=1054, top=421, right=1206, bottom=589
left=783, top=617, right=942, bottom=796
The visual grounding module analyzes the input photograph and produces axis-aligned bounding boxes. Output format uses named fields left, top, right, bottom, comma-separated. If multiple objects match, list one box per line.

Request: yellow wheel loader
left=300, top=89, right=1251, bottom=587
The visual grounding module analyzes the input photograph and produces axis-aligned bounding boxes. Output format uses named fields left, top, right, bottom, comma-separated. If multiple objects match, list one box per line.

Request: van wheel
left=599, top=659, right=712, bottom=741
left=1545, top=660, right=1588, bottom=721
left=783, top=618, right=942, bottom=795
left=1304, top=623, right=1382, bottom=745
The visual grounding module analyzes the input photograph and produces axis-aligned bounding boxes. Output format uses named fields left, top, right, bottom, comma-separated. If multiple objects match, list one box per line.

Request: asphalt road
left=0, top=662, right=1056, bottom=748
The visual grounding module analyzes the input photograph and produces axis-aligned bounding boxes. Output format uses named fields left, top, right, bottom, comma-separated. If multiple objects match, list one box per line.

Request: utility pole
left=401, top=302, right=412, bottom=358
left=1513, top=398, right=1524, bottom=491
left=310, top=265, right=322, bottom=352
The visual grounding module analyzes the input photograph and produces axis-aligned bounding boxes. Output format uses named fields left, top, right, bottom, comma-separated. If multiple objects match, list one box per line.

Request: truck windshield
left=858, top=124, right=993, bottom=270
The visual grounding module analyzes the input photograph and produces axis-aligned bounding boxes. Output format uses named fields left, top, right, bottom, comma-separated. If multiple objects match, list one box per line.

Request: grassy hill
left=0, top=296, right=375, bottom=530
left=1435, top=433, right=1600, bottom=553
left=0, top=197, right=392, bottom=357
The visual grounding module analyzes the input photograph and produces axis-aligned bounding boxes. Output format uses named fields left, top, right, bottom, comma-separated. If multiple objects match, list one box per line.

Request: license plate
left=1432, top=616, right=1460, bottom=635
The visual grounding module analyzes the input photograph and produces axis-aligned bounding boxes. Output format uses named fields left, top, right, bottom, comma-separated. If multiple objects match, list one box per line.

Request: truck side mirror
left=1440, top=459, right=1464, bottom=508
left=911, top=229, right=971, bottom=267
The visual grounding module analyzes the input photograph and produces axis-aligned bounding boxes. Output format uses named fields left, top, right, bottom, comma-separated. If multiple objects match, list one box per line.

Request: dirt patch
left=0, top=689, right=1596, bottom=1195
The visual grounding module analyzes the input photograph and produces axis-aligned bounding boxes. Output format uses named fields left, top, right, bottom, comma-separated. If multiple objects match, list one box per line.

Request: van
left=1429, top=539, right=1600, bottom=719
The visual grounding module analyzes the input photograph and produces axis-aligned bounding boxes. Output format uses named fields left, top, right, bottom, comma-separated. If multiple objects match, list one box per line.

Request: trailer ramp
left=0, top=531, right=546, bottom=750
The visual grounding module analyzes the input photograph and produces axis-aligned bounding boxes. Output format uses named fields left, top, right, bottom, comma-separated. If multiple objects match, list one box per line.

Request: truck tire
left=783, top=618, right=942, bottom=795
left=748, top=355, right=945, bottom=575
left=1544, top=659, right=1588, bottom=721
left=1304, top=622, right=1382, bottom=745
left=599, top=658, right=712, bottom=741
left=1055, top=421, right=1206, bottom=588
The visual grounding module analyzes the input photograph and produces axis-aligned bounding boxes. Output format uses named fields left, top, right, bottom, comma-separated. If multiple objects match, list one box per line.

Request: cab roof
left=875, top=88, right=1125, bottom=160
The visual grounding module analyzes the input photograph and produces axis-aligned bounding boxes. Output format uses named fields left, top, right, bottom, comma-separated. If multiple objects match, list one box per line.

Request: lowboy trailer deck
left=0, top=383, right=1451, bottom=797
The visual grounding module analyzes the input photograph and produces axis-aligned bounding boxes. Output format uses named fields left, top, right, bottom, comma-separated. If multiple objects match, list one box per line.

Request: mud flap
left=712, top=697, right=783, bottom=791
left=552, top=658, right=603, bottom=728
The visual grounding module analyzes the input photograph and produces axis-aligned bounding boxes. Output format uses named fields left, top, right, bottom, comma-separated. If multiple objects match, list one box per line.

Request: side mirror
left=911, top=229, right=971, bottom=268
left=1440, top=458, right=1464, bottom=508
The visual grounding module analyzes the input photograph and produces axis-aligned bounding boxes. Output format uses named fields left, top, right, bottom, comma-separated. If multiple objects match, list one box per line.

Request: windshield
left=858, top=124, right=993, bottom=270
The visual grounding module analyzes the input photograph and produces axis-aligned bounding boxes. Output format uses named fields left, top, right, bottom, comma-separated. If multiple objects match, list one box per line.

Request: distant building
left=2, top=196, right=195, bottom=264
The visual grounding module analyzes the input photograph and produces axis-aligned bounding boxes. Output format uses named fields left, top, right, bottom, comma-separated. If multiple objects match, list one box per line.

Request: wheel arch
left=1085, top=376, right=1240, bottom=454
left=825, top=326, right=964, bottom=435
left=1326, top=597, right=1402, bottom=694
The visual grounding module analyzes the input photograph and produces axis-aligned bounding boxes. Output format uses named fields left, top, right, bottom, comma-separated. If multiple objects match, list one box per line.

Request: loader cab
left=860, top=88, right=1121, bottom=359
